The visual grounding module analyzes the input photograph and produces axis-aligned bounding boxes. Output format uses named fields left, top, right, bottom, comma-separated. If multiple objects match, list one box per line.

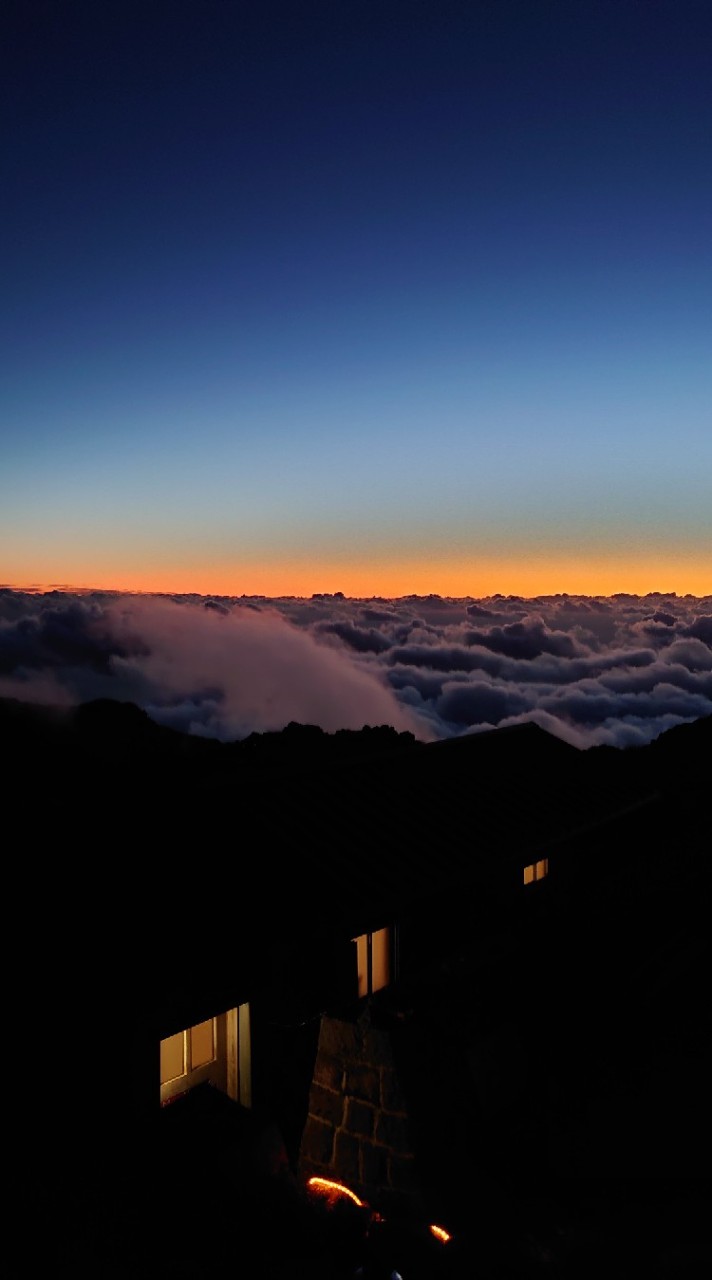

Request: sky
left=1, top=0, right=711, bottom=599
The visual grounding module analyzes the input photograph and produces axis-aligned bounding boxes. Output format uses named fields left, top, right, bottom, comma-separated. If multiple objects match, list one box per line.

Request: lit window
left=159, top=1005, right=251, bottom=1106
left=353, top=926, right=393, bottom=998
left=523, top=858, right=548, bottom=885
left=160, top=1018, right=215, bottom=1086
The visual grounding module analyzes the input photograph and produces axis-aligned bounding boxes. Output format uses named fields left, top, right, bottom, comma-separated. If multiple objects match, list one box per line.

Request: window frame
left=353, top=925, right=397, bottom=999
left=159, top=1005, right=251, bottom=1107
left=523, top=857, right=549, bottom=886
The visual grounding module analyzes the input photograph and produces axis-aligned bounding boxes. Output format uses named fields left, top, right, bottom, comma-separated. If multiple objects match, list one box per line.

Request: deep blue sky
left=2, top=0, right=711, bottom=595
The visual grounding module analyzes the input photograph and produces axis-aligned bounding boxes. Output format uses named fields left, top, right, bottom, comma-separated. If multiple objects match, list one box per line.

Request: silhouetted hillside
left=3, top=693, right=707, bottom=931
left=4, top=695, right=710, bottom=1275
left=4, top=692, right=708, bottom=770
left=1, top=693, right=418, bottom=771
left=586, top=710, right=710, bottom=783
left=3, top=696, right=709, bottom=848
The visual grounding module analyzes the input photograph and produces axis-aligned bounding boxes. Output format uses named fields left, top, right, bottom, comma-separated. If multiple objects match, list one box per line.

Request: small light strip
left=306, top=1177, right=451, bottom=1243
left=306, top=1176, right=365, bottom=1207
left=430, top=1224, right=451, bottom=1244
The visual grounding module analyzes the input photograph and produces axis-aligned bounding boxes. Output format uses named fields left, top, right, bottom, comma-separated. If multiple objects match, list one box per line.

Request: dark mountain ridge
left=4, top=696, right=707, bottom=929
left=3, top=690, right=709, bottom=774
left=3, top=697, right=708, bottom=872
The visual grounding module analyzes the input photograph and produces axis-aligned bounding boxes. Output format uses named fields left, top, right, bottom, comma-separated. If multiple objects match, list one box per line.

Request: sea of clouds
left=1, top=587, right=711, bottom=748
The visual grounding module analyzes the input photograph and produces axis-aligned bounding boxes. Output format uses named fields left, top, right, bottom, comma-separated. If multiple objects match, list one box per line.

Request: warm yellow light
left=353, top=926, right=392, bottom=998
left=430, top=1224, right=451, bottom=1243
left=523, top=858, right=548, bottom=885
left=306, top=1176, right=365, bottom=1208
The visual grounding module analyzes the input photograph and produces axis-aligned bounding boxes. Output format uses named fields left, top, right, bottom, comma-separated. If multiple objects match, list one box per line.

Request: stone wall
left=298, top=1003, right=423, bottom=1213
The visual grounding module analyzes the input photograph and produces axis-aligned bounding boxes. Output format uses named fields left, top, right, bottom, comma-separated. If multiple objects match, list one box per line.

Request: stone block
left=333, top=1129, right=361, bottom=1186
left=309, top=1082, right=345, bottom=1128
left=300, top=1116, right=335, bottom=1166
left=364, top=1024, right=394, bottom=1065
left=313, top=1052, right=344, bottom=1091
left=345, top=1097, right=375, bottom=1138
left=344, top=1064, right=380, bottom=1105
left=375, top=1110, right=412, bottom=1154
left=318, top=1016, right=361, bottom=1062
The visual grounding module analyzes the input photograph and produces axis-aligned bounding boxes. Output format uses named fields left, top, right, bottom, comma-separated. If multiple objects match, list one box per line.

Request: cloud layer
left=1, top=587, right=711, bottom=747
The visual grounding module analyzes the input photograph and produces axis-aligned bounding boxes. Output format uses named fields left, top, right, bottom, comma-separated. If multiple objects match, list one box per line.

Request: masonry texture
left=298, top=1004, right=420, bottom=1211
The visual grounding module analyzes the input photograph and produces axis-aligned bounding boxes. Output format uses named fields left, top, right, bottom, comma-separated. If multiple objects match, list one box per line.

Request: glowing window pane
left=354, top=934, right=369, bottom=999
left=523, top=864, right=535, bottom=885
left=190, top=1019, right=215, bottom=1069
left=160, top=1032, right=185, bottom=1084
left=536, top=859, right=548, bottom=880
left=371, top=927, right=390, bottom=993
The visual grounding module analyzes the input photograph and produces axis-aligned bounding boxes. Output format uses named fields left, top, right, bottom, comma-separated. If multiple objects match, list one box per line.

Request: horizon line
left=2, top=582, right=709, bottom=602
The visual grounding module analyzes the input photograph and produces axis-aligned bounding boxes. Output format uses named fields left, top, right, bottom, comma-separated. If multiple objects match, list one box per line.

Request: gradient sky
left=2, top=0, right=711, bottom=597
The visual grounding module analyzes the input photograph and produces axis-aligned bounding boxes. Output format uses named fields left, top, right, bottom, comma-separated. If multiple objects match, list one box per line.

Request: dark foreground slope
left=2, top=699, right=710, bottom=1277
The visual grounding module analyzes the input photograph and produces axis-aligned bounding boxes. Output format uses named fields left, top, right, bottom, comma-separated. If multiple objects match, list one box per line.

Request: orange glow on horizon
left=4, top=550, right=711, bottom=600
left=2, top=540, right=706, bottom=599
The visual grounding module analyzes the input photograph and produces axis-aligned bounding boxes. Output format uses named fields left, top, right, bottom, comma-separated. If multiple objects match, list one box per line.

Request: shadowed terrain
left=3, top=697, right=709, bottom=1276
